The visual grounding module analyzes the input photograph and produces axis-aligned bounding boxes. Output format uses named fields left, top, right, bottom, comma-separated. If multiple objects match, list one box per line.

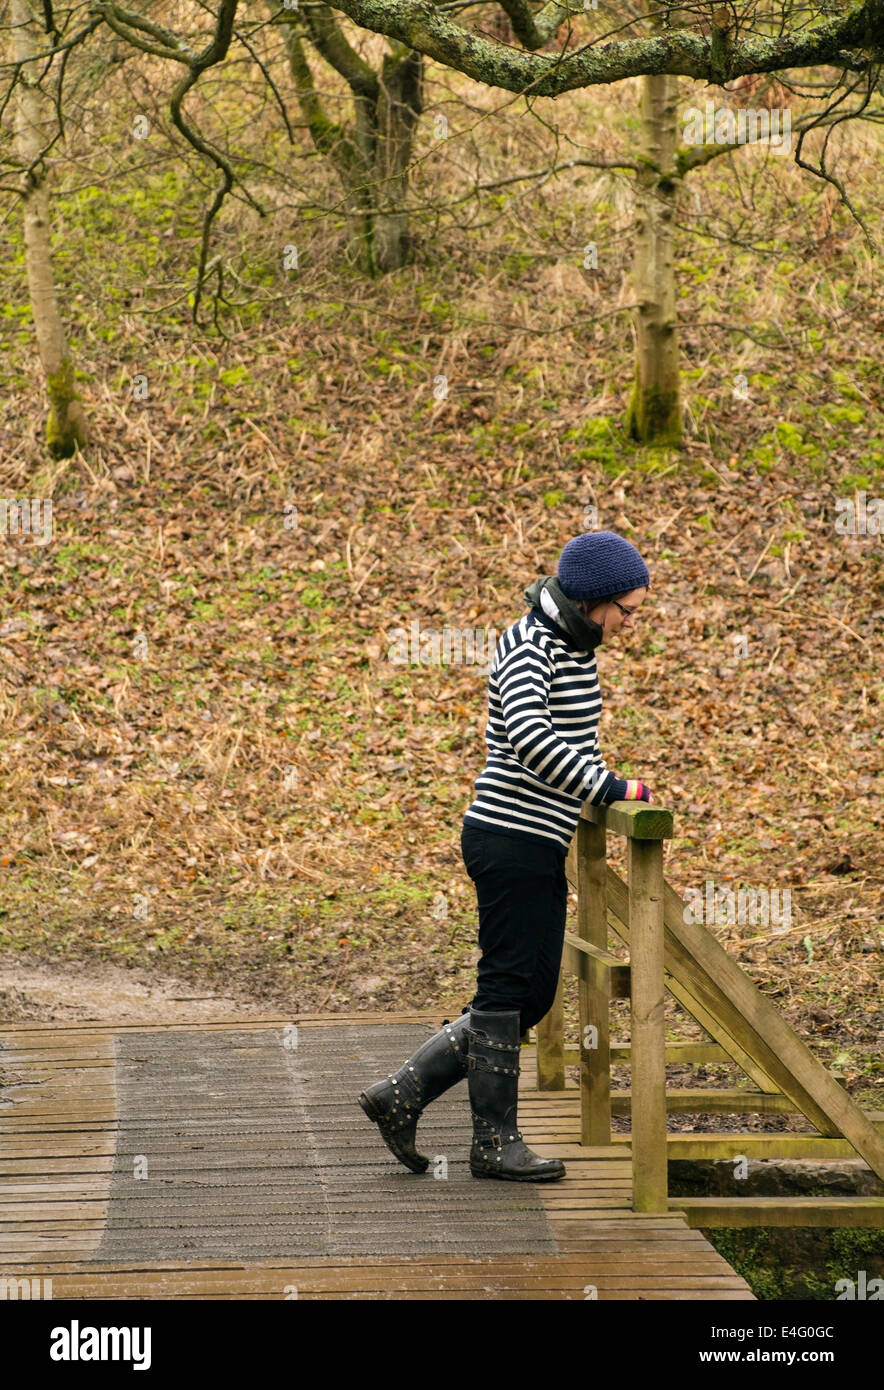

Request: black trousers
left=460, top=820, right=568, bottom=1033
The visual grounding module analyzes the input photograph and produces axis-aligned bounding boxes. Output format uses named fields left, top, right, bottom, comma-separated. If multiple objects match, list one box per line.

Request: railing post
left=628, top=832, right=668, bottom=1211
left=535, top=967, right=565, bottom=1090
left=577, top=813, right=611, bottom=1145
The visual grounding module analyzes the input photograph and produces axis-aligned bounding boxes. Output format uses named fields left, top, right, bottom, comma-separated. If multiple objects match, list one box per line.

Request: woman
left=359, top=530, right=652, bottom=1183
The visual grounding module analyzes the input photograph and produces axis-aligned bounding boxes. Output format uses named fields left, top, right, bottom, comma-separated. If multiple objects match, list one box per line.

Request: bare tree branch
left=88, top=1, right=198, bottom=63
left=230, top=17, right=298, bottom=145
left=299, top=1, right=379, bottom=96
left=793, top=66, right=878, bottom=251
left=86, top=0, right=267, bottom=322
left=477, top=151, right=641, bottom=184
left=495, top=0, right=585, bottom=50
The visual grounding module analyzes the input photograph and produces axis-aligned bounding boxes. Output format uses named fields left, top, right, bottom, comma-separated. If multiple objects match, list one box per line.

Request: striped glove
left=603, top=775, right=652, bottom=804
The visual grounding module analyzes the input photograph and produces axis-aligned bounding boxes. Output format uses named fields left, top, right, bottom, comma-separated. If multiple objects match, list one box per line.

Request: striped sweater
left=462, top=606, right=617, bottom=851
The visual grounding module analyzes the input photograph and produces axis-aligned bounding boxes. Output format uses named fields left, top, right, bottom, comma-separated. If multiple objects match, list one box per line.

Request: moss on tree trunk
left=45, top=358, right=88, bottom=460
left=12, top=0, right=88, bottom=459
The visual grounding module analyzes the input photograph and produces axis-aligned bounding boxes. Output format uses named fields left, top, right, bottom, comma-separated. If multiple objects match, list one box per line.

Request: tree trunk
left=626, top=68, right=681, bottom=447
left=373, top=48, right=423, bottom=272
left=11, top=0, right=88, bottom=458
left=277, top=6, right=421, bottom=278
left=349, top=87, right=383, bottom=276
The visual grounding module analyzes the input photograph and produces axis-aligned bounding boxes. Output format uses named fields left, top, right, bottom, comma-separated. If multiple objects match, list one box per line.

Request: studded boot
left=467, top=1008, right=566, bottom=1182
left=358, top=1011, right=471, bottom=1174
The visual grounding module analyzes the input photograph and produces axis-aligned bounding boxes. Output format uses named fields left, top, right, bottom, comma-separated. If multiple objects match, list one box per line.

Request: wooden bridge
left=1, top=802, right=880, bottom=1300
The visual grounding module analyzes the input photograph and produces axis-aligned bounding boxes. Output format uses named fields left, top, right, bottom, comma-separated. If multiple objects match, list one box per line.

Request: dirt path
left=0, top=956, right=278, bottom=1025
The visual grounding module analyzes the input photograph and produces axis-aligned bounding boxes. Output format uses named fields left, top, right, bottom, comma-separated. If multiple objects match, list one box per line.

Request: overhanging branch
left=323, top=0, right=884, bottom=95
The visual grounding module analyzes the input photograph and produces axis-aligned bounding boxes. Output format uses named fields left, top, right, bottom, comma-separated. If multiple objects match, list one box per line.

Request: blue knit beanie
left=557, top=530, right=650, bottom=603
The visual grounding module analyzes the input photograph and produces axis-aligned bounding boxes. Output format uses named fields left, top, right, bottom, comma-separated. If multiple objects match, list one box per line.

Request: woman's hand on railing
left=604, top=775, right=652, bottom=804
left=624, top=780, right=651, bottom=803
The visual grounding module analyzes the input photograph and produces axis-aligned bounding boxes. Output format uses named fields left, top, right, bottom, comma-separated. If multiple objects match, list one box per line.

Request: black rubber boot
left=358, top=1011, right=471, bottom=1173
left=467, top=1008, right=566, bottom=1182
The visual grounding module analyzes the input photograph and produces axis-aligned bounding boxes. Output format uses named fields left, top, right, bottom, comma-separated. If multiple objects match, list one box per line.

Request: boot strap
left=471, top=1120, right=524, bottom=1149
left=468, top=1054, right=519, bottom=1076
left=466, top=1031, right=520, bottom=1052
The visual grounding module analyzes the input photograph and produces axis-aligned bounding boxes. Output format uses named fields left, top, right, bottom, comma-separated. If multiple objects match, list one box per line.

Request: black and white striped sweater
left=462, top=607, right=617, bottom=851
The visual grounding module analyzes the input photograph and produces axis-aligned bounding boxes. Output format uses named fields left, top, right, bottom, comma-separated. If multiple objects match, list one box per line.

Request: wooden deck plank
left=670, top=1196, right=884, bottom=1228
left=0, top=1273, right=750, bottom=1289
left=15, top=1284, right=750, bottom=1295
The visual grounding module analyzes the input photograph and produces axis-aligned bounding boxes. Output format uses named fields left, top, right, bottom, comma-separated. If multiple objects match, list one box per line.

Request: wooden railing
left=532, top=798, right=884, bottom=1216
left=535, top=800, right=671, bottom=1211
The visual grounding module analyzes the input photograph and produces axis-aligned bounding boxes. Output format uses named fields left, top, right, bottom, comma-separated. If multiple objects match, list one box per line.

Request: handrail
left=535, top=799, right=673, bottom=1212
left=534, top=795, right=884, bottom=1210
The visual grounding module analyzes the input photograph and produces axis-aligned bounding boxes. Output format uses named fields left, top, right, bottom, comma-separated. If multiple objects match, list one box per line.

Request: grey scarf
left=523, top=575, right=604, bottom=652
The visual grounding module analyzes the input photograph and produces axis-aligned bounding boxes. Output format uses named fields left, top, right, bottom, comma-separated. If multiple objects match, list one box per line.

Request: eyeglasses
left=610, top=600, right=642, bottom=620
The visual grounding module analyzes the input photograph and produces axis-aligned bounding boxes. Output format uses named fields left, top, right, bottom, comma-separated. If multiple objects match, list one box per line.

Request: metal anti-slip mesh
left=89, top=1024, right=557, bottom=1262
